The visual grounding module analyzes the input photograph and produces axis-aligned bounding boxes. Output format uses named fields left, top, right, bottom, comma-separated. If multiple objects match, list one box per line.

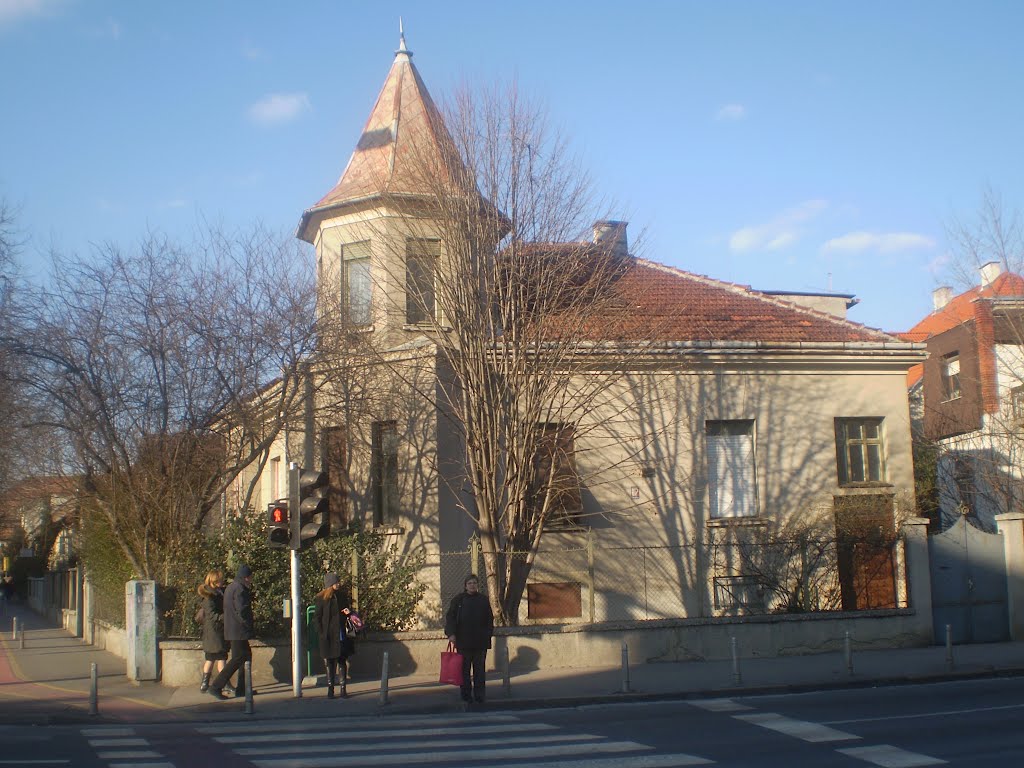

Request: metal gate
left=929, top=516, right=1008, bottom=643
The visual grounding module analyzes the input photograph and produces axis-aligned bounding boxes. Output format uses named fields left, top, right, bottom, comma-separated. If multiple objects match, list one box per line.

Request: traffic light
left=266, top=500, right=290, bottom=549
left=290, top=465, right=330, bottom=550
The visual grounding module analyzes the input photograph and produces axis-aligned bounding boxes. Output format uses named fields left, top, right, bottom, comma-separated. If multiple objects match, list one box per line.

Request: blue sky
left=2, top=1, right=1022, bottom=333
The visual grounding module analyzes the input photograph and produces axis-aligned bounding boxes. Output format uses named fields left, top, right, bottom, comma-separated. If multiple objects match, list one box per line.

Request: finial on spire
left=396, top=17, right=411, bottom=57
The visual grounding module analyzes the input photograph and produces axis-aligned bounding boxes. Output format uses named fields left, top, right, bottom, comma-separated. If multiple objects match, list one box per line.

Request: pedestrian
left=0, top=572, right=9, bottom=616
left=208, top=563, right=255, bottom=700
left=444, top=573, right=494, bottom=706
left=314, top=572, right=357, bottom=699
left=196, top=569, right=230, bottom=693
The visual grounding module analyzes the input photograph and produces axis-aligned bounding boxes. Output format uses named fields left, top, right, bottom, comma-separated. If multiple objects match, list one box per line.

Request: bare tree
left=922, top=188, right=1024, bottom=530
left=360, top=82, right=671, bottom=624
left=4, top=225, right=318, bottom=578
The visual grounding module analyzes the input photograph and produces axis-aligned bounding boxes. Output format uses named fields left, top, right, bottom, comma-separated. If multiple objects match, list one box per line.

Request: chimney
left=592, top=220, right=628, bottom=260
left=933, top=286, right=953, bottom=311
left=980, top=260, right=1003, bottom=286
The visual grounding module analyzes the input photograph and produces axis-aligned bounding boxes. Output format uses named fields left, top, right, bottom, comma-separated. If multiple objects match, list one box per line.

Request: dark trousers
left=460, top=649, right=487, bottom=702
left=211, top=639, right=251, bottom=693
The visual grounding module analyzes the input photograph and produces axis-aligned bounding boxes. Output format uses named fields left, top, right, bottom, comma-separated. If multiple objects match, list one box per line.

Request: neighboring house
left=903, top=263, right=1024, bottom=533
left=0, top=476, right=79, bottom=566
left=233, top=35, right=926, bottom=624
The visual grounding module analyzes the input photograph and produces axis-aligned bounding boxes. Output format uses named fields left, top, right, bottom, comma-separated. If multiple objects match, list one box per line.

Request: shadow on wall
left=348, top=639, right=417, bottom=679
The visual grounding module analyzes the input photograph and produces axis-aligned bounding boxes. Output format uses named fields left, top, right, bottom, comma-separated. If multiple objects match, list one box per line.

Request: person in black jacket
left=196, top=569, right=229, bottom=693
left=444, top=573, right=494, bottom=705
left=208, top=563, right=255, bottom=700
left=313, top=572, right=356, bottom=699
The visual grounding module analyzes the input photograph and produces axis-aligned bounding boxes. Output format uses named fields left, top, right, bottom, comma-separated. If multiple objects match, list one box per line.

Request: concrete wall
left=156, top=607, right=931, bottom=687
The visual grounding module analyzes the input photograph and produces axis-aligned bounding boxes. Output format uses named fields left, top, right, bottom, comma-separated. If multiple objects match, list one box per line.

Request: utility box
left=125, top=580, right=159, bottom=681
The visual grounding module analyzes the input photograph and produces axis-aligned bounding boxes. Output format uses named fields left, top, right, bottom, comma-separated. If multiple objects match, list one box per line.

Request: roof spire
left=396, top=17, right=412, bottom=59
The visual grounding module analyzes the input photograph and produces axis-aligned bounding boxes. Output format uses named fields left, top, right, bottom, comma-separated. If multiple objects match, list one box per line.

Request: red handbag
left=440, top=641, right=464, bottom=686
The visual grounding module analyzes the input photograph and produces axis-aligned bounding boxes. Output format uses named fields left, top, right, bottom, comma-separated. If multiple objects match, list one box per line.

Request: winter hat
left=236, top=564, right=253, bottom=580
left=324, top=572, right=340, bottom=589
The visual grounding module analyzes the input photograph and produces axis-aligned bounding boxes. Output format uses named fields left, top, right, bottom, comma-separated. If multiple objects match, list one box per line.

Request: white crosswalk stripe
left=79, top=725, right=176, bottom=768
left=837, top=744, right=948, bottom=767
left=201, top=712, right=713, bottom=768
left=733, top=712, right=861, bottom=743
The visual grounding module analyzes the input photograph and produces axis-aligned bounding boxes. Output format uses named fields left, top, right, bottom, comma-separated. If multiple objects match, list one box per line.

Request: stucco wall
left=155, top=608, right=930, bottom=687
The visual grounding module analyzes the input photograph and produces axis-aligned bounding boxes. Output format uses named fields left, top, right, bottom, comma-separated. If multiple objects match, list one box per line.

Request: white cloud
left=821, top=231, right=935, bottom=254
left=729, top=199, right=828, bottom=253
left=247, top=92, right=311, bottom=125
left=715, top=103, right=747, bottom=121
left=0, top=0, right=62, bottom=25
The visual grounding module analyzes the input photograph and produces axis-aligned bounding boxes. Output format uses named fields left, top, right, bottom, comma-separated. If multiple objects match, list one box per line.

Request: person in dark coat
left=444, top=573, right=494, bottom=704
left=313, top=572, right=357, bottom=699
left=208, top=563, right=255, bottom=700
left=196, top=569, right=229, bottom=692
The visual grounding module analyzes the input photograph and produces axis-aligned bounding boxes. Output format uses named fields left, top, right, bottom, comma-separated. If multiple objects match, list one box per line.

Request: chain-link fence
left=436, top=530, right=908, bottom=624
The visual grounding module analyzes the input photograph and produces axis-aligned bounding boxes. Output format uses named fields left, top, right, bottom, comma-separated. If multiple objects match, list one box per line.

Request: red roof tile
left=593, top=260, right=899, bottom=344
left=904, top=272, right=1024, bottom=339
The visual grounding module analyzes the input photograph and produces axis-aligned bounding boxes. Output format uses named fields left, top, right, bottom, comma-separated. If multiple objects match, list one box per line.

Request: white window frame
left=706, top=419, right=757, bottom=519
left=942, top=353, right=961, bottom=401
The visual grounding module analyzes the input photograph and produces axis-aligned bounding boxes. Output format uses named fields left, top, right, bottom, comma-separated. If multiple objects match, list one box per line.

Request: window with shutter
left=706, top=420, right=757, bottom=519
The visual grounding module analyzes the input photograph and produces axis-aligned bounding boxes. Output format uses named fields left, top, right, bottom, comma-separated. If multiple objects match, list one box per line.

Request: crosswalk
left=693, top=699, right=947, bottom=767
left=78, top=704, right=949, bottom=768
left=197, top=713, right=712, bottom=768
left=80, top=726, right=174, bottom=767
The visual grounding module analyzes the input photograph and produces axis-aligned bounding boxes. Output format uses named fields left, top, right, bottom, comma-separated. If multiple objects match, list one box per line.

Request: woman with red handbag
left=444, top=574, right=494, bottom=705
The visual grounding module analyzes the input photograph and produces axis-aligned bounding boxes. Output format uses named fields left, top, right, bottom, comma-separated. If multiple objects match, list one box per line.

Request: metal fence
left=436, top=531, right=907, bottom=624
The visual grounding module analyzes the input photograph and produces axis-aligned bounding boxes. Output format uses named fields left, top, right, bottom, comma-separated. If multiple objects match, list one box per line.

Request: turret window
left=406, top=238, right=439, bottom=324
left=342, top=240, right=372, bottom=326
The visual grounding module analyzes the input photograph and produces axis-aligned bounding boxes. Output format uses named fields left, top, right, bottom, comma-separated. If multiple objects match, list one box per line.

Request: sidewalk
left=2, top=602, right=1023, bottom=725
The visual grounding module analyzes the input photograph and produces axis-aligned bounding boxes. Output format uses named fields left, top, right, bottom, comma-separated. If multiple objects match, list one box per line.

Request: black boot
left=200, top=672, right=211, bottom=693
left=327, top=674, right=335, bottom=699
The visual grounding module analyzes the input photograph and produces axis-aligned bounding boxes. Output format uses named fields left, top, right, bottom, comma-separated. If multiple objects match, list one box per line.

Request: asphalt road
left=4, top=676, right=1023, bottom=767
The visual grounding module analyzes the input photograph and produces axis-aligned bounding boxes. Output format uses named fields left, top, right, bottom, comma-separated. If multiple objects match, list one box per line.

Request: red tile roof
left=904, top=272, right=1024, bottom=339
left=901, top=271, right=1024, bottom=388
left=581, top=259, right=901, bottom=344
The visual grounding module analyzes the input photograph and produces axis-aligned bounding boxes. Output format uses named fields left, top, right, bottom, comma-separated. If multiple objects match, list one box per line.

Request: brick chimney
left=933, top=286, right=953, bottom=311
left=592, top=220, right=628, bottom=260
left=980, top=260, right=1003, bottom=286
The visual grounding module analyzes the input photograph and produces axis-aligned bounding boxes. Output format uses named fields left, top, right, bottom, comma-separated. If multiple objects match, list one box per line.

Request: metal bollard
left=11, top=616, right=17, bottom=641
left=89, top=662, right=98, bottom=716
left=379, top=651, right=390, bottom=705
left=844, top=631, right=853, bottom=675
left=20, top=628, right=24, bottom=650
left=244, top=661, right=254, bottom=715
left=620, top=641, right=631, bottom=693
left=731, top=636, right=742, bottom=685
left=502, top=645, right=511, bottom=697
left=945, top=624, right=954, bottom=669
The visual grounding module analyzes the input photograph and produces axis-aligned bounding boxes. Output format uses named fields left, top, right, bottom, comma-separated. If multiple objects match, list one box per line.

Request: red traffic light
left=267, top=500, right=290, bottom=549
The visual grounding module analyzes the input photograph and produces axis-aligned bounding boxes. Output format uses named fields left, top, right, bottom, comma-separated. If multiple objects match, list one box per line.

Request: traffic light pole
left=290, top=546, right=302, bottom=698
left=289, top=461, right=302, bottom=699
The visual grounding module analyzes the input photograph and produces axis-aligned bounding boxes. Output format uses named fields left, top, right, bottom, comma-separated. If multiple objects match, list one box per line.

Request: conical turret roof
left=298, top=32, right=459, bottom=243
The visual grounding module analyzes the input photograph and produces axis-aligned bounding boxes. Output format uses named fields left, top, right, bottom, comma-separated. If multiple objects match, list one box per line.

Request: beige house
left=234, top=35, right=926, bottom=627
